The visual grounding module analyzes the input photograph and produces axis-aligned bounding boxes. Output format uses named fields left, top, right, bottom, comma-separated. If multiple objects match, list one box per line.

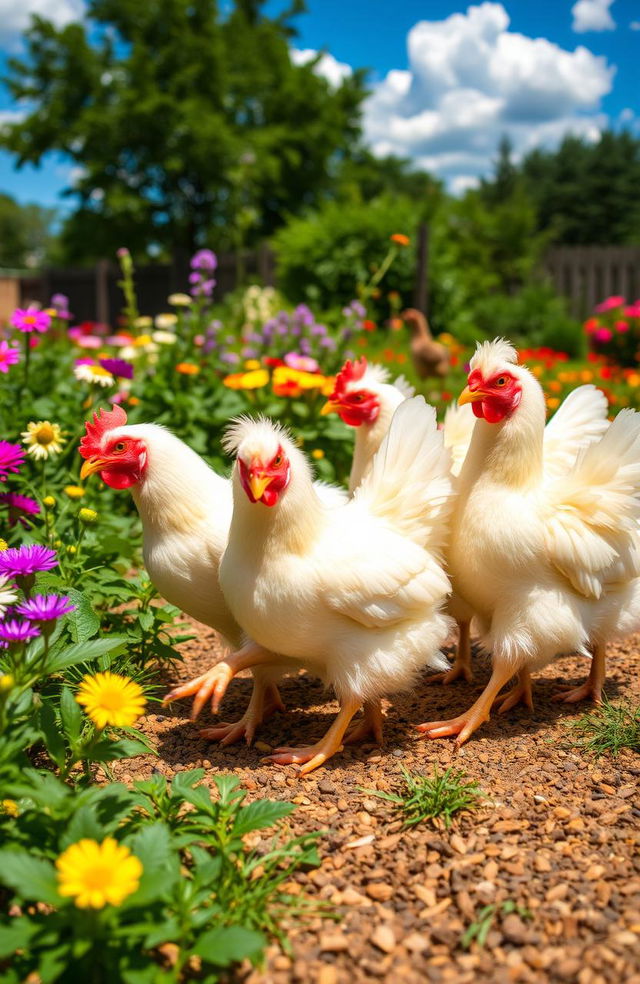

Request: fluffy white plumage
left=218, top=397, right=455, bottom=769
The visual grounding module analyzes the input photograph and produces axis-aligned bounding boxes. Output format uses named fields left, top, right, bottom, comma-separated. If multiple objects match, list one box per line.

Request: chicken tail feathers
left=354, top=395, right=454, bottom=554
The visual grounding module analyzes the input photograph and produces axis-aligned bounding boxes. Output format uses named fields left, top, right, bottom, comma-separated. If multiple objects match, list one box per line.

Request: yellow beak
left=80, top=457, right=109, bottom=479
left=320, top=400, right=340, bottom=416
left=248, top=472, right=272, bottom=501
left=458, top=386, right=488, bottom=406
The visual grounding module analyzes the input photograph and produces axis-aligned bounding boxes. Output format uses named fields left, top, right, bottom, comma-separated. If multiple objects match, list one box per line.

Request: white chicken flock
left=79, top=338, right=640, bottom=773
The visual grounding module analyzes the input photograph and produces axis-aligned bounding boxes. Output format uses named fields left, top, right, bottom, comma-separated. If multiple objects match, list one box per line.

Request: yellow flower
left=67, top=545, right=77, bottom=555
left=0, top=539, right=7, bottom=551
left=223, top=369, right=269, bottom=390
left=74, top=364, right=114, bottom=388
left=168, top=292, right=192, bottom=307
left=76, top=671, right=146, bottom=728
left=134, top=333, right=153, bottom=347
left=43, top=495, right=56, bottom=508
left=311, top=449, right=325, bottom=460
left=22, top=421, right=65, bottom=460
left=154, top=313, right=177, bottom=329
left=1, top=799, right=19, bottom=817
left=244, top=359, right=261, bottom=370
left=0, top=673, right=14, bottom=691
left=79, top=508, right=98, bottom=523
left=56, top=837, right=143, bottom=909
left=64, top=486, right=85, bottom=500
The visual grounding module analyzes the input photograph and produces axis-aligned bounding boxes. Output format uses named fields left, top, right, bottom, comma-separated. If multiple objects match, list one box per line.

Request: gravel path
left=114, top=623, right=640, bottom=984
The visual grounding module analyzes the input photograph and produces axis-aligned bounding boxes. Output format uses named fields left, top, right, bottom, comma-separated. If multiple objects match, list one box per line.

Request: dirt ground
left=114, top=622, right=640, bottom=984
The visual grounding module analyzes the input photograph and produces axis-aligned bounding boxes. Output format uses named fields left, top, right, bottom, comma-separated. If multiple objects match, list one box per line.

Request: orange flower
left=390, top=233, right=410, bottom=246
left=548, top=380, right=562, bottom=393
left=223, top=369, right=269, bottom=390
left=271, top=366, right=326, bottom=397
left=547, top=397, right=560, bottom=410
left=175, top=362, right=200, bottom=375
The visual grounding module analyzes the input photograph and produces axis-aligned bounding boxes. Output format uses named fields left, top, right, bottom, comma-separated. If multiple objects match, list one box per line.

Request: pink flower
left=0, top=341, right=20, bottom=373
left=10, top=307, right=51, bottom=334
left=615, top=320, right=629, bottom=333
left=624, top=303, right=640, bottom=318
left=284, top=352, right=320, bottom=373
left=594, top=296, right=625, bottom=313
left=594, top=328, right=613, bottom=343
left=76, top=336, right=103, bottom=349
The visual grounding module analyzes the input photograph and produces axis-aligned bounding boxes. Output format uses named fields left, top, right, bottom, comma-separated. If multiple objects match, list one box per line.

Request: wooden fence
left=544, top=246, right=640, bottom=318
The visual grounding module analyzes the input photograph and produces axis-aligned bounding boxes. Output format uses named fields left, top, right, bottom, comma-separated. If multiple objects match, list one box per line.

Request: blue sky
left=0, top=0, right=638, bottom=209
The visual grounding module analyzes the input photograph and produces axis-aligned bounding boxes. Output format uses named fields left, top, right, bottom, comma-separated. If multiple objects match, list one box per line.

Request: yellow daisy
left=73, top=364, right=114, bottom=388
left=76, top=671, right=146, bottom=728
left=64, top=485, right=85, bottom=500
left=56, top=837, right=142, bottom=909
left=22, top=421, right=65, bottom=460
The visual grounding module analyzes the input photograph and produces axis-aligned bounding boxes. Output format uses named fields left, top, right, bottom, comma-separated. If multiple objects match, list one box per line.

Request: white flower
left=0, top=575, right=18, bottom=618
left=118, top=346, right=137, bottom=361
left=168, top=293, right=191, bottom=307
left=155, top=313, right=177, bottom=330
left=74, top=364, right=114, bottom=388
left=134, top=316, right=152, bottom=329
left=152, top=331, right=177, bottom=345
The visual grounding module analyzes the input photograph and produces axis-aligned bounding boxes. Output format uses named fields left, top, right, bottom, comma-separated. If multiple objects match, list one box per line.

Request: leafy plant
left=460, top=900, right=532, bottom=950
left=363, top=766, right=484, bottom=828
left=565, top=698, right=640, bottom=757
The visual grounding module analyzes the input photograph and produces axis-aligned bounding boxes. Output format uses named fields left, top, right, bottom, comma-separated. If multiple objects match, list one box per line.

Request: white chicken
left=79, top=404, right=345, bottom=743
left=323, top=355, right=612, bottom=698
left=206, top=396, right=455, bottom=774
left=418, top=338, right=640, bottom=746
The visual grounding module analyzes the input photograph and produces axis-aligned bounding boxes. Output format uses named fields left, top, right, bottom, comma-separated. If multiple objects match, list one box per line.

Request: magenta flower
left=99, top=357, right=134, bottom=380
left=191, top=249, right=217, bottom=272
left=615, top=320, right=629, bottom=333
left=0, top=544, right=58, bottom=578
left=0, top=442, right=25, bottom=482
left=594, top=327, right=613, bottom=343
left=594, top=296, right=625, bottom=314
left=16, top=594, right=75, bottom=622
left=10, top=307, right=51, bottom=334
left=0, top=492, right=40, bottom=528
left=624, top=303, right=640, bottom=318
left=0, top=619, right=41, bottom=644
left=0, top=341, right=20, bottom=374
left=284, top=352, right=320, bottom=373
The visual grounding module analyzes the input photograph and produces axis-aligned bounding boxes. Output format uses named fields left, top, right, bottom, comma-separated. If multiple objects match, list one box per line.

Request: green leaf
left=46, top=636, right=129, bottom=674
left=88, top=737, right=153, bottom=763
left=192, top=925, right=266, bottom=967
left=0, top=916, right=40, bottom=959
left=0, top=851, right=61, bottom=905
left=60, top=805, right=105, bottom=849
left=38, top=702, right=67, bottom=771
left=66, top=589, right=101, bottom=643
left=170, top=768, right=206, bottom=800
left=232, top=800, right=295, bottom=837
left=122, top=822, right=179, bottom=906
left=59, top=686, right=83, bottom=743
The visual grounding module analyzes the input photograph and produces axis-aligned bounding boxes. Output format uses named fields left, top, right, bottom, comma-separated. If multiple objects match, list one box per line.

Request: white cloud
left=631, top=21, right=640, bottom=30
left=290, top=48, right=352, bottom=88
left=362, top=3, right=614, bottom=190
left=0, top=0, right=84, bottom=43
left=571, top=0, right=616, bottom=33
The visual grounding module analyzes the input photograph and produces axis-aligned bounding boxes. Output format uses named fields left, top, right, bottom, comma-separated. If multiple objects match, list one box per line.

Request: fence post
left=95, top=259, right=110, bottom=326
left=413, top=222, right=429, bottom=315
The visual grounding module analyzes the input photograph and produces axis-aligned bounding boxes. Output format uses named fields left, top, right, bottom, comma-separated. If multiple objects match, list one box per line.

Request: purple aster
left=191, top=249, right=218, bottom=272
left=15, top=594, right=75, bottom=622
left=99, top=358, right=134, bottom=380
left=219, top=352, right=240, bottom=365
left=0, top=492, right=41, bottom=528
left=51, top=293, right=69, bottom=310
left=10, top=308, right=51, bottom=334
left=0, top=619, right=41, bottom=643
left=0, top=544, right=58, bottom=578
left=0, top=442, right=25, bottom=482
left=191, top=278, right=216, bottom=297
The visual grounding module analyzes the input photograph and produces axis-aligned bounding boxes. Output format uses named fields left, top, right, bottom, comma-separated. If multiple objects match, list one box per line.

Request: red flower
left=363, top=320, right=376, bottom=332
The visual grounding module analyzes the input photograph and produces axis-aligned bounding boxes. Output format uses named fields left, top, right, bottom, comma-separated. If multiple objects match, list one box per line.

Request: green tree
left=335, top=149, right=443, bottom=207
left=2, top=0, right=366, bottom=262
left=479, top=134, right=519, bottom=207
left=0, top=193, right=57, bottom=268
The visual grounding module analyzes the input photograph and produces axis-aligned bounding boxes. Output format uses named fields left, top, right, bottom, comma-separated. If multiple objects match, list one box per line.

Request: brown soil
left=114, top=623, right=640, bottom=984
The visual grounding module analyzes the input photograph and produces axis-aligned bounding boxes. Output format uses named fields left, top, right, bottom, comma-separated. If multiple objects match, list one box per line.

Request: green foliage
left=469, top=283, right=584, bottom=357
left=0, top=193, right=56, bottom=268
left=272, top=194, right=425, bottom=317
left=364, top=766, right=484, bottom=828
left=565, top=698, right=640, bottom=757
left=0, top=770, right=322, bottom=982
left=460, top=900, right=532, bottom=950
left=2, top=0, right=366, bottom=261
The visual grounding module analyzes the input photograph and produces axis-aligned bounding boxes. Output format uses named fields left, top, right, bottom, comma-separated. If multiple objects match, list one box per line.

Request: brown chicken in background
left=402, top=308, right=449, bottom=378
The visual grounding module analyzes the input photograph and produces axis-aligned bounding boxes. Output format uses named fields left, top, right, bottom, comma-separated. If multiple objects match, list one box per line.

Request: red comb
left=79, top=404, right=128, bottom=459
left=331, top=357, right=368, bottom=400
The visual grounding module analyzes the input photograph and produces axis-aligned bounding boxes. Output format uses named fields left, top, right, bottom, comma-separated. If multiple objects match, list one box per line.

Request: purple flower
left=192, top=279, right=216, bottom=297
left=0, top=544, right=58, bottom=578
left=0, top=492, right=40, bottom=528
left=10, top=308, right=51, bottom=334
left=51, top=293, right=69, bottom=309
left=117, top=247, right=130, bottom=258
left=15, top=594, right=75, bottom=623
left=191, top=249, right=218, bottom=272
left=0, top=442, right=25, bottom=482
left=311, top=323, right=327, bottom=337
left=0, top=341, right=20, bottom=374
left=241, top=347, right=258, bottom=359
left=220, top=352, right=240, bottom=365
left=0, top=619, right=41, bottom=644
left=99, top=358, right=134, bottom=380
left=320, top=336, right=336, bottom=350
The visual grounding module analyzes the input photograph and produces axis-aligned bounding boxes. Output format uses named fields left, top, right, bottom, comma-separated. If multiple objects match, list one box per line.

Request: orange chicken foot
left=163, top=641, right=273, bottom=719
left=552, top=644, right=605, bottom=705
left=492, top=667, right=534, bottom=714
left=427, top=619, right=473, bottom=685
left=263, top=696, right=362, bottom=776
left=199, top=680, right=285, bottom=746
left=343, top=698, right=384, bottom=745
left=416, top=661, right=517, bottom=747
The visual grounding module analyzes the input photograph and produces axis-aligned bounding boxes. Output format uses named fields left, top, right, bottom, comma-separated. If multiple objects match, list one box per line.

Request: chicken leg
left=163, top=640, right=274, bottom=718
left=427, top=620, right=473, bottom=685
left=263, top=696, right=362, bottom=776
left=416, top=661, right=517, bottom=746
left=199, top=678, right=285, bottom=746
left=343, top=698, right=384, bottom=745
left=551, top=644, right=606, bottom=705
left=492, top=667, right=534, bottom=714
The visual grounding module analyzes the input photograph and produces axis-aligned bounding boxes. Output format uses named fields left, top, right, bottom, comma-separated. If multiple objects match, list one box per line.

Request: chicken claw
left=263, top=696, right=361, bottom=775
left=343, top=699, right=384, bottom=745
left=163, top=661, right=234, bottom=719
left=552, top=644, right=605, bottom=705
left=492, top=669, right=534, bottom=715
left=427, top=620, right=473, bottom=685
left=417, top=663, right=516, bottom=746
left=199, top=682, right=285, bottom=746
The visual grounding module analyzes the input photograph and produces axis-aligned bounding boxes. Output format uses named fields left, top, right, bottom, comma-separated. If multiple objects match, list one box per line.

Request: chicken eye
left=272, top=453, right=283, bottom=467
left=495, top=376, right=508, bottom=387
left=351, top=393, right=365, bottom=402
left=113, top=441, right=126, bottom=453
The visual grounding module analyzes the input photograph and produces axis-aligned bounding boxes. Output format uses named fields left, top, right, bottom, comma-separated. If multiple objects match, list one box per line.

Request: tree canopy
left=2, top=0, right=366, bottom=262
left=0, top=194, right=57, bottom=268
